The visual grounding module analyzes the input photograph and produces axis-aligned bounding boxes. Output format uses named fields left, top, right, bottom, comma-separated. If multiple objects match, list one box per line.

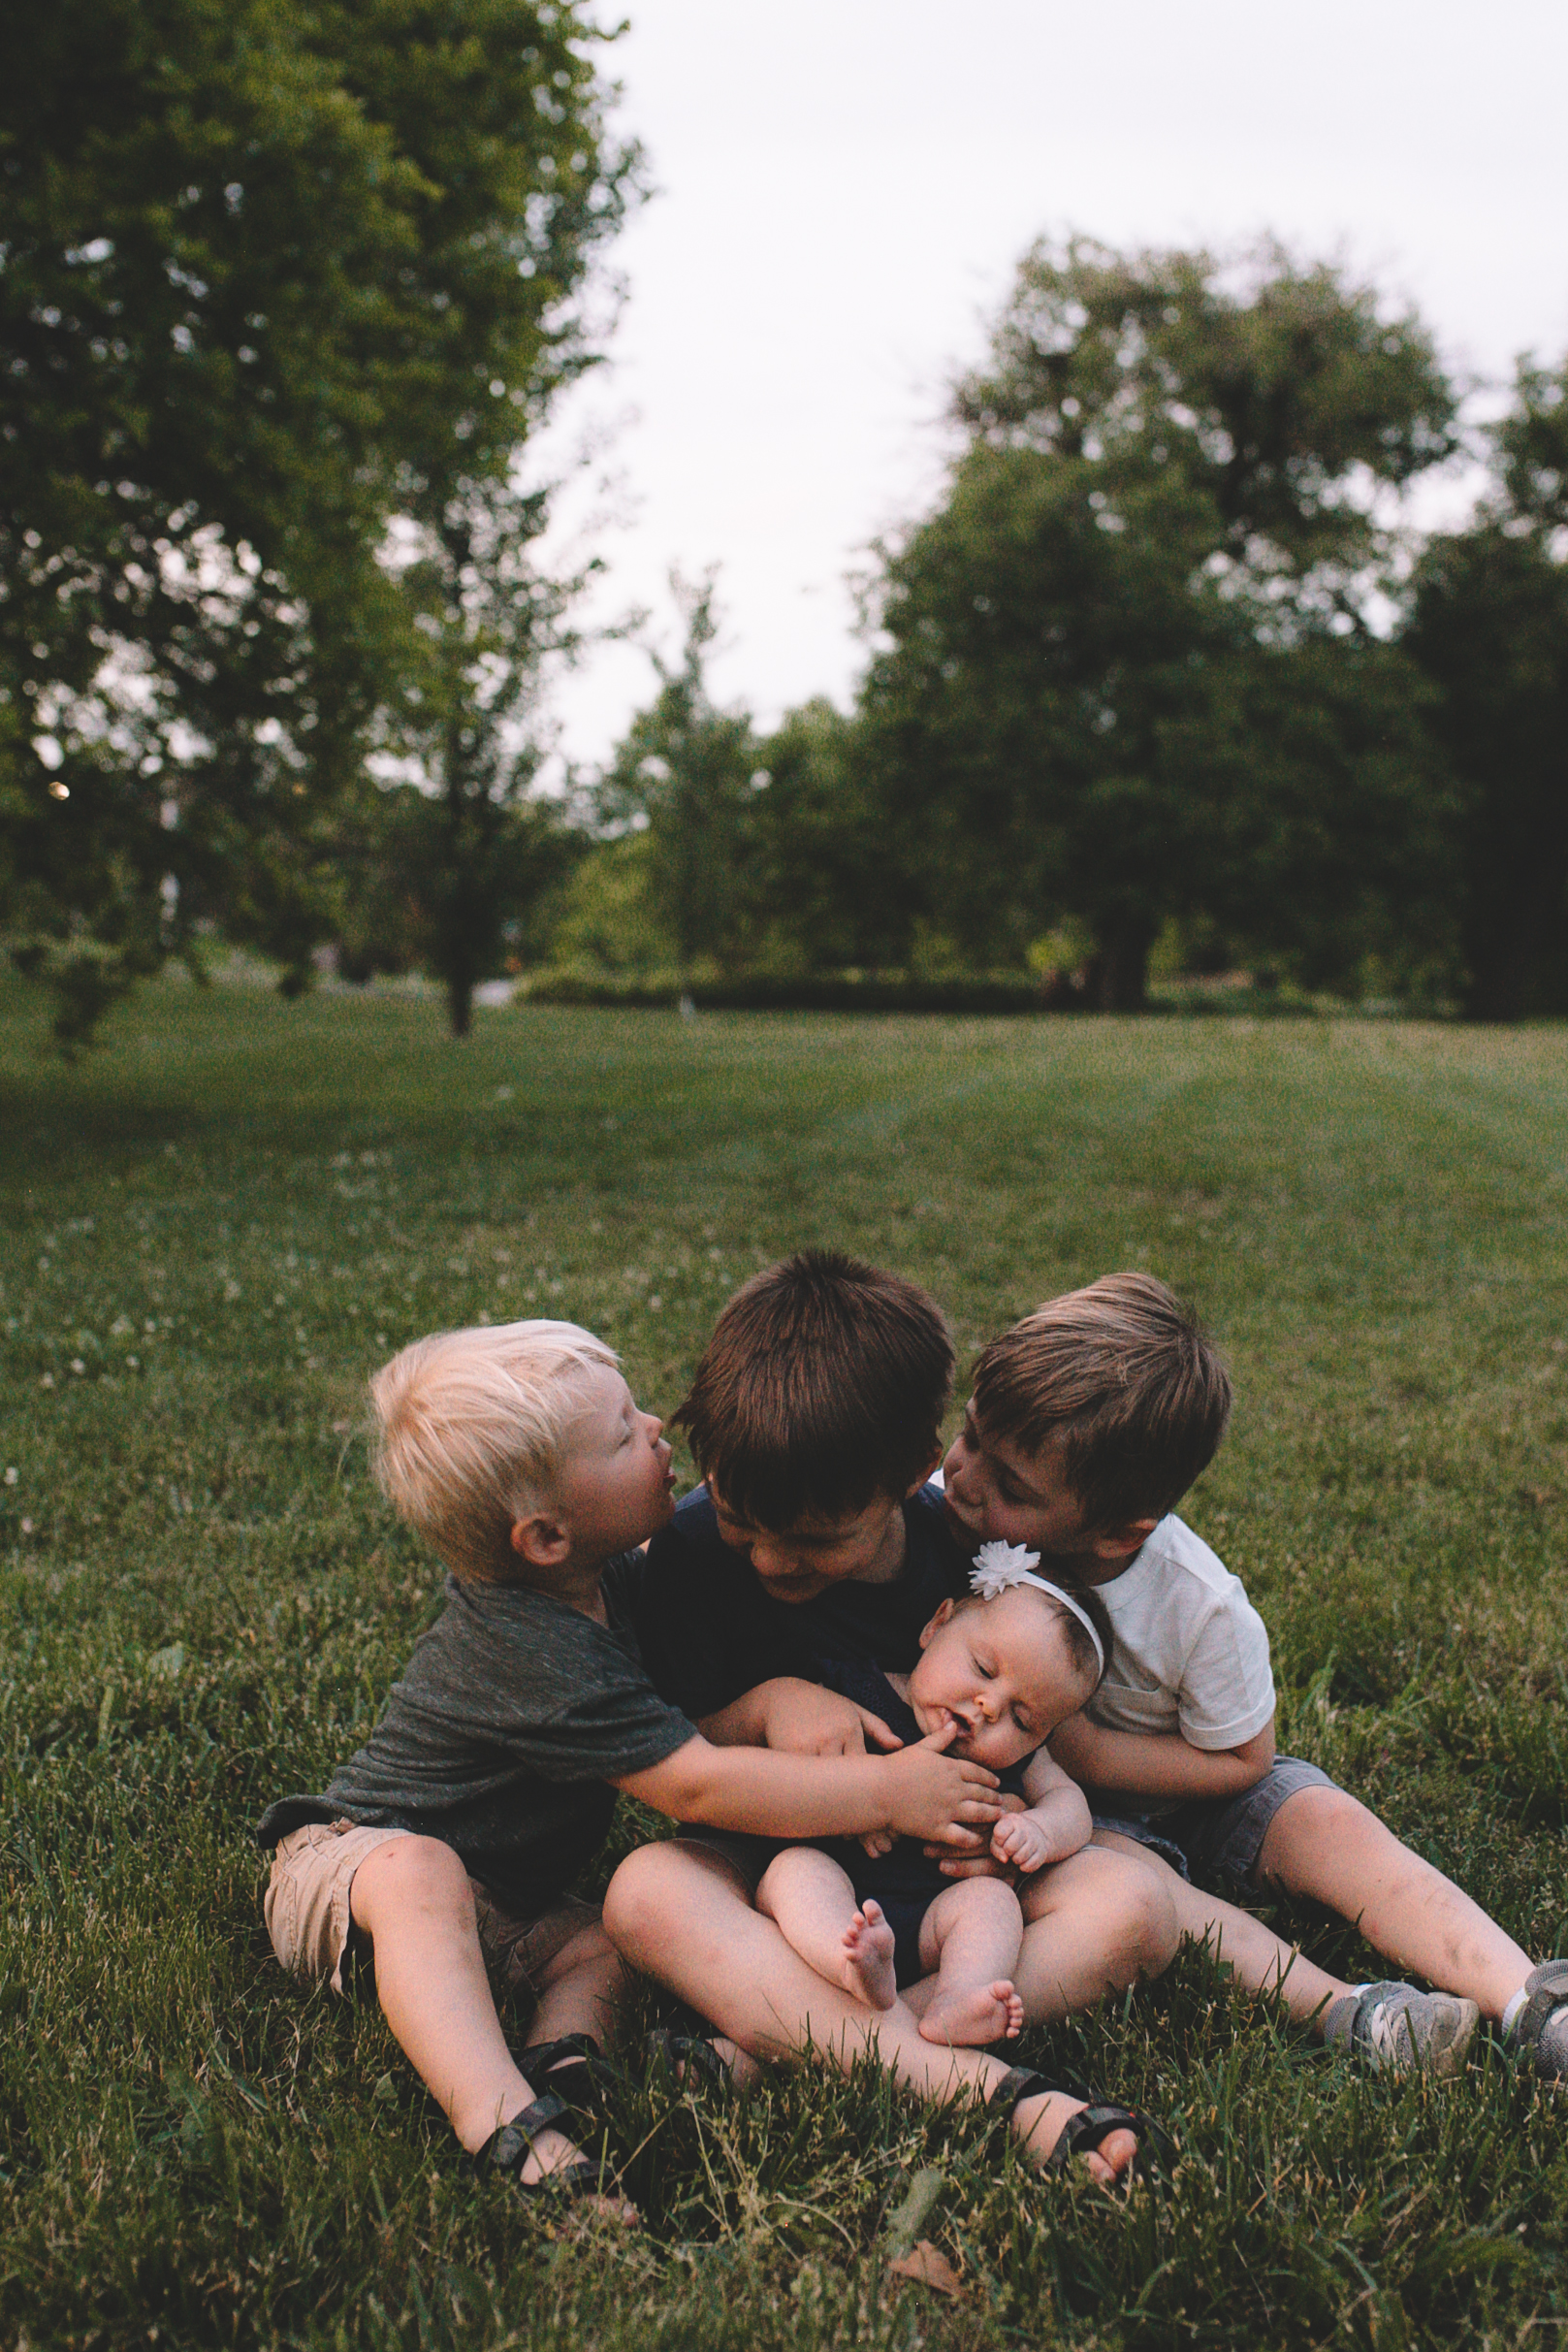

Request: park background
left=3, top=4, right=1567, bottom=2346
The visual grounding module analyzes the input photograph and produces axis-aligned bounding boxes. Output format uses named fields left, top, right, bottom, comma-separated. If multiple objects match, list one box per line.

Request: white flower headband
left=969, top=1540, right=1105, bottom=1676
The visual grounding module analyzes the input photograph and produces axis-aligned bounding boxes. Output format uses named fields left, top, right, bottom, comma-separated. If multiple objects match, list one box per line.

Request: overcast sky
left=533, top=0, right=1568, bottom=775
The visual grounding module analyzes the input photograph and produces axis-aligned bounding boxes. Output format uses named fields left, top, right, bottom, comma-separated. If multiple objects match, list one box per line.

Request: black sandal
left=520, top=2033, right=614, bottom=2110
left=646, top=2026, right=731, bottom=2093
left=988, top=2066, right=1162, bottom=2179
left=476, top=2091, right=600, bottom=2200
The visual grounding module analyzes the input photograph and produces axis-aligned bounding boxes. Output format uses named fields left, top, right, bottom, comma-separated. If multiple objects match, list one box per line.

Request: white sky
left=533, top=0, right=1568, bottom=776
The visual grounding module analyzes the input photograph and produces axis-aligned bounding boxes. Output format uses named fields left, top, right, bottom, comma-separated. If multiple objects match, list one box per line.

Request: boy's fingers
left=856, top=1709, right=904, bottom=1752
left=914, top=1723, right=958, bottom=1753
left=921, top=1827, right=988, bottom=1857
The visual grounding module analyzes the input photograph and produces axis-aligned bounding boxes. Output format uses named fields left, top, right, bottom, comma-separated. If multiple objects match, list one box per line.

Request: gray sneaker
left=1508, top=1961, right=1568, bottom=2082
left=1325, top=1981, right=1481, bottom=2076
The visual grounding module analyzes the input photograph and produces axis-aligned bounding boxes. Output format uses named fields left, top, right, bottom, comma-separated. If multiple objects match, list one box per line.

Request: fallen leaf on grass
left=889, top=2240, right=963, bottom=2297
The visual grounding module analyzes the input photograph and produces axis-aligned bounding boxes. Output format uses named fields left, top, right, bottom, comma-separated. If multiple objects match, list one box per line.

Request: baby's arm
left=988, top=1749, right=1093, bottom=1874
left=612, top=1729, right=1000, bottom=1845
left=1048, top=1709, right=1276, bottom=1802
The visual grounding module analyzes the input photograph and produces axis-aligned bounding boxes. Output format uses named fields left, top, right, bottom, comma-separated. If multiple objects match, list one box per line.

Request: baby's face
left=904, top=1589, right=1095, bottom=1770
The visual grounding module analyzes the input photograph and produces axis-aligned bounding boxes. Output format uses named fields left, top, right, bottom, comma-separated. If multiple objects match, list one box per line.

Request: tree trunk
left=1087, top=912, right=1158, bottom=1012
left=446, top=973, right=473, bottom=1037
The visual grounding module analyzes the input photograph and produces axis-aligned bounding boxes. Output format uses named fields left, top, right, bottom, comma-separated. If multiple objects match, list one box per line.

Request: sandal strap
left=986, top=2065, right=1057, bottom=2124
left=987, top=2069, right=1160, bottom=2176
left=521, top=2035, right=610, bottom=2106
left=1516, top=1961, right=1568, bottom=2049
left=512, top=2155, right=601, bottom=2202
left=1056, top=2101, right=1155, bottom=2175
left=647, top=2027, right=730, bottom=2091
left=476, top=2091, right=571, bottom=2174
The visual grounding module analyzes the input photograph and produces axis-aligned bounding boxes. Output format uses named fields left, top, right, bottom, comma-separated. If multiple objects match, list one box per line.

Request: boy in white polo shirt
left=940, top=1273, right=1568, bottom=2080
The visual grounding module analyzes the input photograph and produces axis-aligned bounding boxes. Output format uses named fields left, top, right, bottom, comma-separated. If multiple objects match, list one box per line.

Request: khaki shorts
left=264, top=1820, right=599, bottom=2009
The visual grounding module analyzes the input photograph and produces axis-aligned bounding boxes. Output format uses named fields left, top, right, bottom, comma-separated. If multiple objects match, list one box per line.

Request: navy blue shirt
left=634, top=1482, right=973, bottom=1722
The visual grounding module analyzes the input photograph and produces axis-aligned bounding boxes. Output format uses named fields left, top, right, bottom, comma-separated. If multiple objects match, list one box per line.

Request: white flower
left=970, top=1538, right=1042, bottom=1599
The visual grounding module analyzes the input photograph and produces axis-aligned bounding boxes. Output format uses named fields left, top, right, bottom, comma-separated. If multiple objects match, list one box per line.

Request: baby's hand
left=857, top=1828, right=895, bottom=1859
left=989, top=1810, right=1064, bottom=1874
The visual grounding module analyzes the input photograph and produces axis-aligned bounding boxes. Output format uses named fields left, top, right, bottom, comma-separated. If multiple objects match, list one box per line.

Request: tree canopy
left=854, top=241, right=1458, bottom=1004
left=1, top=0, right=631, bottom=1031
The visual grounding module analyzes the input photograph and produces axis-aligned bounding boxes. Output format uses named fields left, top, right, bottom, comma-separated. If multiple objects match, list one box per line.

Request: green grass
left=3, top=972, right=1566, bottom=2350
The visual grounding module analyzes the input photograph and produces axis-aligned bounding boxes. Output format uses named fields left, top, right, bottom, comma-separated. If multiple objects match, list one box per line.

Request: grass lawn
left=3, top=973, right=1566, bottom=2351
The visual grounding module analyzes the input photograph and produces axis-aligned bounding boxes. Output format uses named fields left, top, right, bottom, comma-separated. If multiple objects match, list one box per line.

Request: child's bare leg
left=605, top=1841, right=1140, bottom=2183
left=757, top=1846, right=896, bottom=2011
left=526, top=1918, right=631, bottom=2049
left=982, top=1843, right=1179, bottom=2023
left=915, top=1877, right=1025, bottom=2046
left=1256, top=1788, right=1533, bottom=2018
left=349, top=1835, right=583, bottom=2180
left=1093, top=1833, right=1350, bottom=2024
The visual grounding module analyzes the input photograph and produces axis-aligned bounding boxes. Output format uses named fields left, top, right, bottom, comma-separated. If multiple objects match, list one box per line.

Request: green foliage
left=1402, top=360, right=1568, bottom=1021
left=595, top=574, right=769, bottom=976
left=2, top=978, right=1568, bottom=2343
left=0, top=0, right=631, bottom=1025
left=854, top=240, right=1458, bottom=1007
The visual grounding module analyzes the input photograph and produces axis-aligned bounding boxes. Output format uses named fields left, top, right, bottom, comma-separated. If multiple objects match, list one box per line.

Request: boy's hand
left=881, top=1725, right=1001, bottom=1842
left=990, top=1810, right=1069, bottom=1874
left=765, top=1684, right=903, bottom=1758
left=923, top=1791, right=1025, bottom=1877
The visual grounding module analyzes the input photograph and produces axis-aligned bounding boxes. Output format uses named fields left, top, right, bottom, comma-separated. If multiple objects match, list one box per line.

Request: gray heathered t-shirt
left=256, top=1552, right=695, bottom=1917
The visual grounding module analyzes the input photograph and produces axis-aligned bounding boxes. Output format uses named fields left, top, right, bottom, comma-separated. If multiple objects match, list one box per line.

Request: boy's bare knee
left=603, top=1843, right=683, bottom=1950
left=351, top=1833, right=474, bottom=1937
left=1258, top=1784, right=1386, bottom=1884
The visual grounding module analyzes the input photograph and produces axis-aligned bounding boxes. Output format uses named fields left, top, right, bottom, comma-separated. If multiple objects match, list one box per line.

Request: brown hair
left=370, top=1319, right=618, bottom=1582
left=675, top=1249, right=953, bottom=1530
left=972, top=1273, right=1232, bottom=1531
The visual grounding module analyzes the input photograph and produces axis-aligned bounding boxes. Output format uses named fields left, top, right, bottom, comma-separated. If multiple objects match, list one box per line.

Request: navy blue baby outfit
left=816, top=1657, right=1032, bottom=1986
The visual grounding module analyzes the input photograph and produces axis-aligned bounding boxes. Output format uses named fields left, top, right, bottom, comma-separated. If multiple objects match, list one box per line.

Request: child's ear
left=1088, top=1517, right=1157, bottom=1565
left=510, top=1510, right=569, bottom=1570
left=918, top=1597, right=957, bottom=1650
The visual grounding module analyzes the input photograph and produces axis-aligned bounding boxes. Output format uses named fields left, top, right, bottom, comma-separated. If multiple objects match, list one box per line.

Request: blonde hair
left=369, top=1320, right=618, bottom=1581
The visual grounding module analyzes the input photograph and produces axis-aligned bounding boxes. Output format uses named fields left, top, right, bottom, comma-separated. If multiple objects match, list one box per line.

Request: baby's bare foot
left=841, top=1900, right=898, bottom=2010
left=918, top=1979, right=1024, bottom=2047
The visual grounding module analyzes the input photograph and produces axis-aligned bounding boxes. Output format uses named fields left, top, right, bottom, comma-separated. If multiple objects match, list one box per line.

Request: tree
left=0, top=0, right=631, bottom=1037
left=1403, top=360, right=1568, bottom=1021
left=854, top=240, right=1458, bottom=1006
left=594, top=575, right=765, bottom=977
left=367, top=479, right=587, bottom=1036
left=743, top=700, right=903, bottom=971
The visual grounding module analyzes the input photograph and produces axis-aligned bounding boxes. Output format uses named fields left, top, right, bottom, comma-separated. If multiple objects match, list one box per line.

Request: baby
left=755, top=1546, right=1109, bottom=2046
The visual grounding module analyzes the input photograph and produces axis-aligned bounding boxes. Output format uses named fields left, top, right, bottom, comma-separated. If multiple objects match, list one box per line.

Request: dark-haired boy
left=607, top=1252, right=1179, bottom=2183
left=941, top=1272, right=1568, bottom=2079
